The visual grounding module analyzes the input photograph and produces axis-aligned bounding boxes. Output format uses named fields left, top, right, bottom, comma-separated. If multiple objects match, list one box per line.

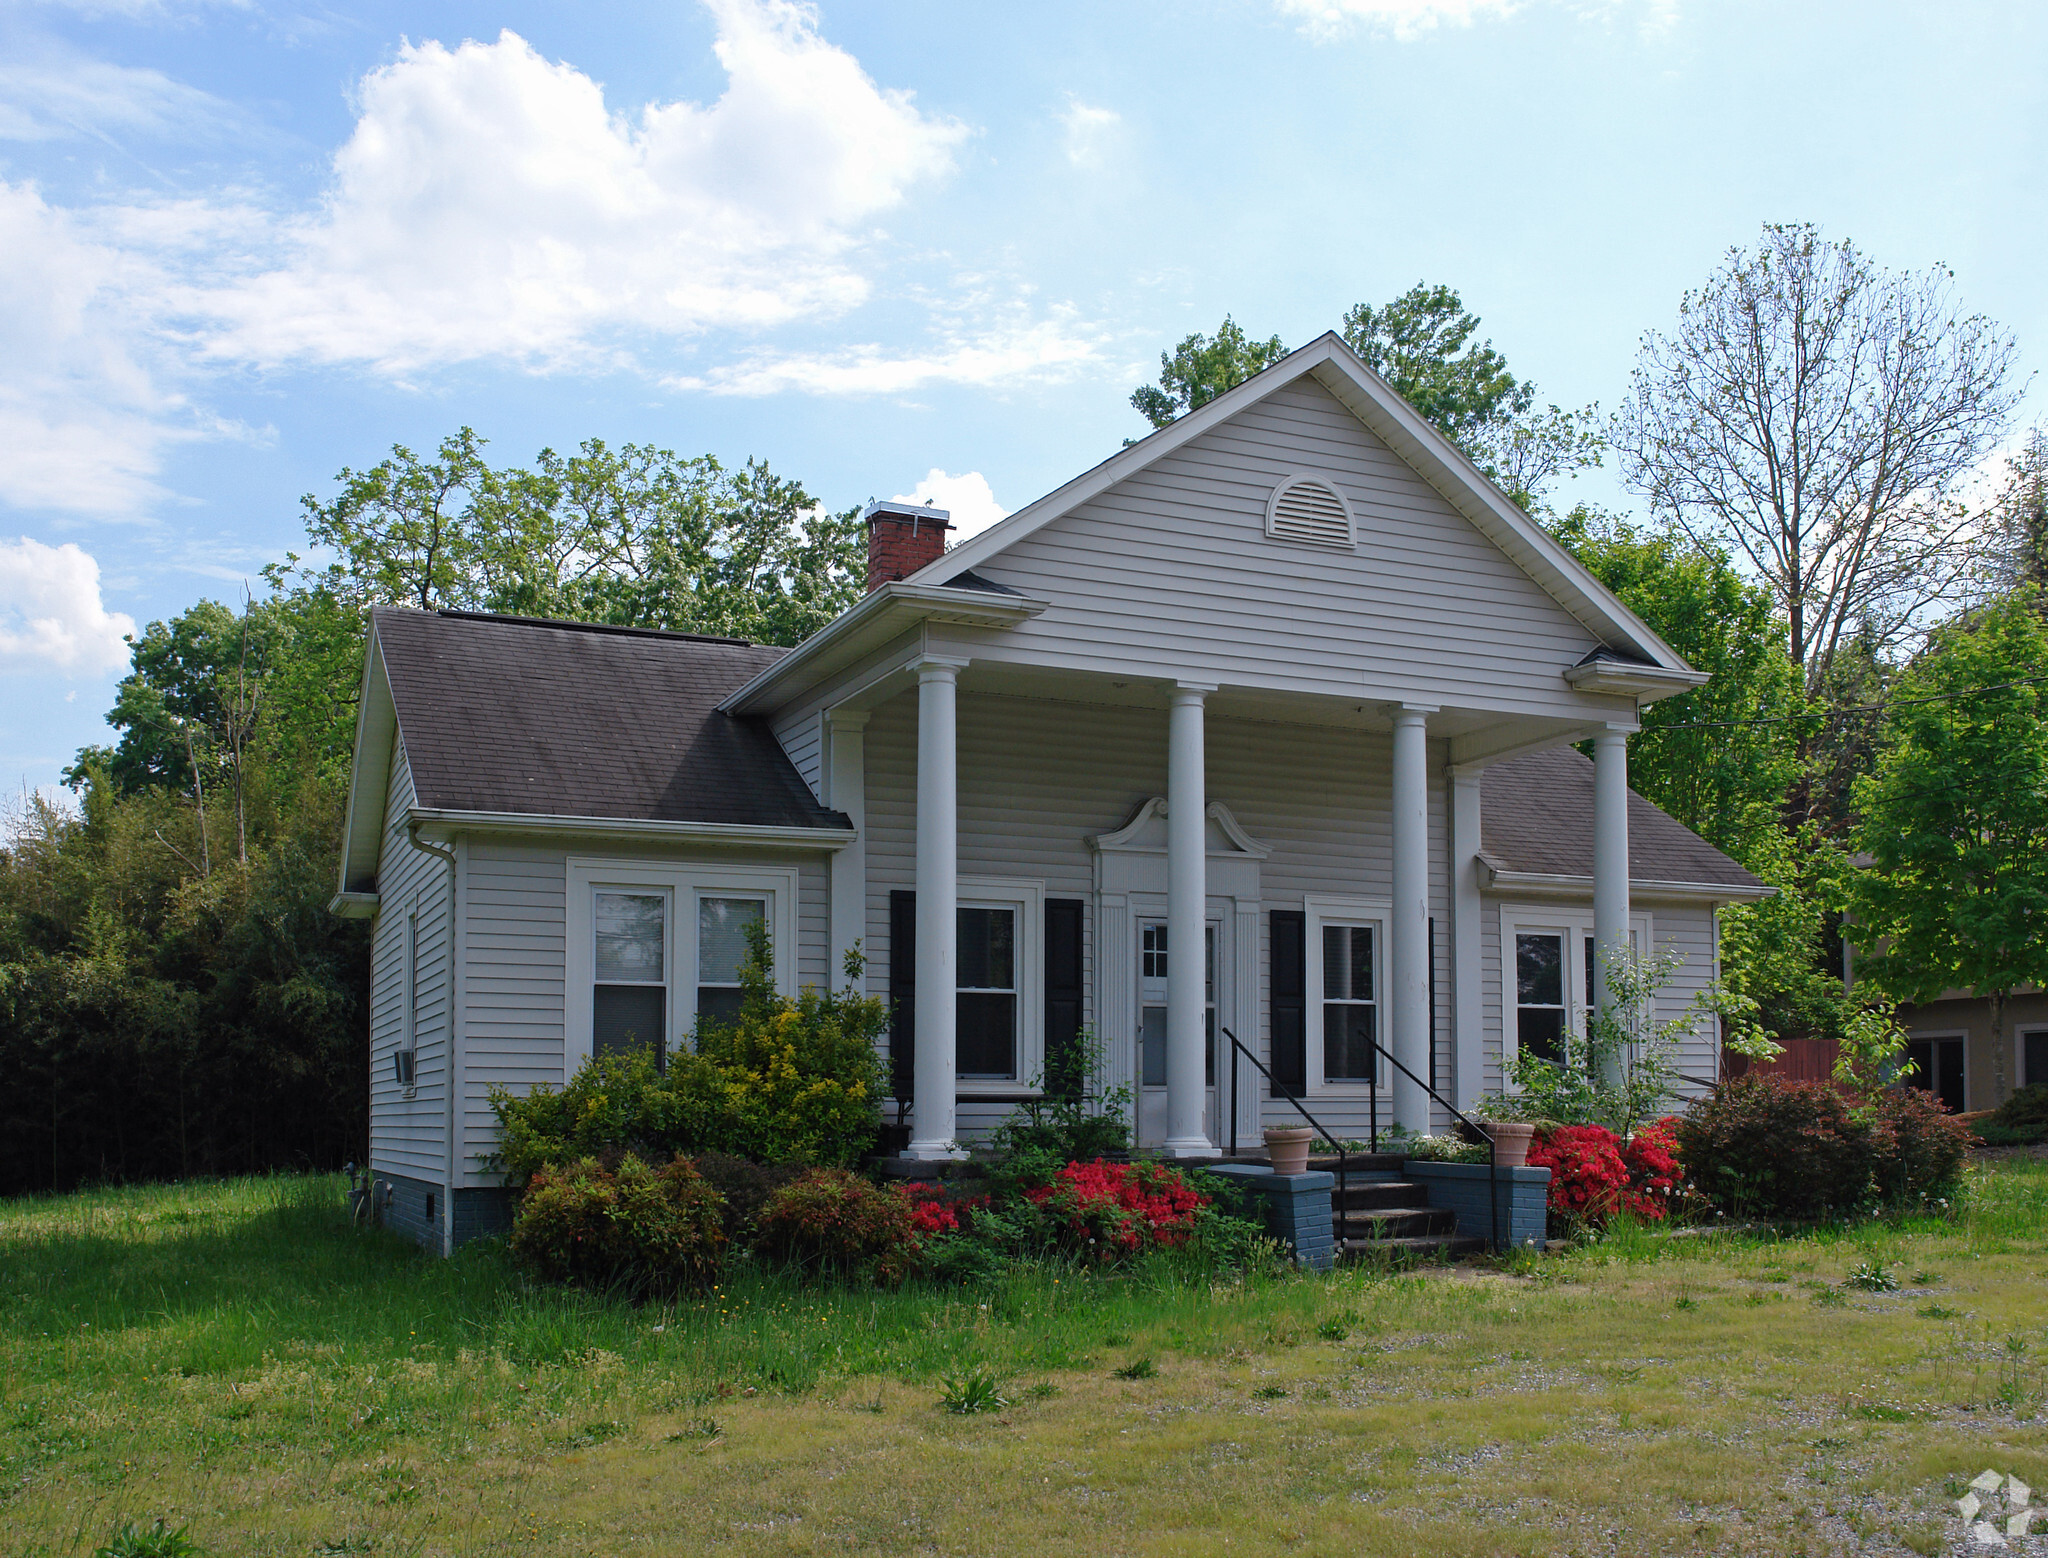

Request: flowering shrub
left=894, top=1181, right=965, bottom=1237
left=1619, top=1118, right=1685, bottom=1220
left=755, top=1168, right=923, bottom=1285
left=508, top=1154, right=726, bottom=1296
left=1021, top=1159, right=1209, bottom=1262
left=1528, top=1126, right=1630, bottom=1222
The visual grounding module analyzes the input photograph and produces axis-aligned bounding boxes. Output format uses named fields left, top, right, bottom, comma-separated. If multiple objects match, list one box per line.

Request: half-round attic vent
left=1265, top=474, right=1354, bottom=550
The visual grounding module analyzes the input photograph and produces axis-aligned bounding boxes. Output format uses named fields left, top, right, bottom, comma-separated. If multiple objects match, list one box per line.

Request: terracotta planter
left=1483, top=1121, right=1537, bottom=1169
left=1264, top=1126, right=1315, bottom=1175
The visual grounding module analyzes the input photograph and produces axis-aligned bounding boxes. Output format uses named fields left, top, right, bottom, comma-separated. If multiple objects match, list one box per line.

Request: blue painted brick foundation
left=1204, top=1165, right=1335, bottom=1270
left=1402, top=1161, right=1552, bottom=1250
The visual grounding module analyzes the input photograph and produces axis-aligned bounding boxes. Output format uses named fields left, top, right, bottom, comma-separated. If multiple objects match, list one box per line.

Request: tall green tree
left=1549, top=505, right=1844, bottom=1043
left=1129, top=316, right=1288, bottom=431
left=1849, top=590, right=2048, bottom=1103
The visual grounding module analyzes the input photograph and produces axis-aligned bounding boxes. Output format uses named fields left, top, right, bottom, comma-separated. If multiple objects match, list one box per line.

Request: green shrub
left=508, top=1154, right=726, bottom=1296
left=982, top=1026, right=1132, bottom=1179
left=755, top=1168, right=923, bottom=1285
left=692, top=1151, right=806, bottom=1239
left=1675, top=1075, right=1874, bottom=1218
left=1979, top=1084, right=2048, bottom=1146
left=491, top=926, right=888, bottom=1181
left=1864, top=1086, right=1974, bottom=1205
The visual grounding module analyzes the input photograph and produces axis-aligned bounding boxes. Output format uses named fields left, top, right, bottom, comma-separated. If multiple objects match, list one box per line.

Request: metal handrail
left=1225, top=1026, right=1511, bottom=1253
left=1361, top=1036, right=1502, bottom=1252
left=1221, top=1027, right=1349, bottom=1249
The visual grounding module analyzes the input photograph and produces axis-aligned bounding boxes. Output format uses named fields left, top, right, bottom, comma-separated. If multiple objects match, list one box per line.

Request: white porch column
left=825, top=707, right=868, bottom=993
left=1389, top=705, right=1436, bottom=1135
left=908, top=659, right=965, bottom=1160
left=1163, top=683, right=1215, bottom=1158
left=1448, top=763, right=1484, bottom=1114
left=1592, top=724, right=1633, bottom=1087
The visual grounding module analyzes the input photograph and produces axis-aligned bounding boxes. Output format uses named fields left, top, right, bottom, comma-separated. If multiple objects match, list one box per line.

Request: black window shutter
left=888, top=890, right=916, bottom=1104
left=1044, top=898, right=1085, bottom=1100
left=1270, top=908, right=1306, bottom=1096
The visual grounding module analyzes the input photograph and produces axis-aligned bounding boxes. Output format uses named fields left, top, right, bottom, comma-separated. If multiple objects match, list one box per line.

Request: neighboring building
left=332, top=333, right=1768, bottom=1253
left=1883, top=983, right=2046, bottom=1114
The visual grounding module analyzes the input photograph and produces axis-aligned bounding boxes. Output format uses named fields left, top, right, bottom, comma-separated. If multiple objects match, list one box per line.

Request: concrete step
left=1308, top=1152, right=1407, bottom=1174
left=1335, top=1206, right=1460, bottom=1240
left=1332, top=1178, right=1429, bottom=1211
left=1339, top=1233, right=1487, bottom=1260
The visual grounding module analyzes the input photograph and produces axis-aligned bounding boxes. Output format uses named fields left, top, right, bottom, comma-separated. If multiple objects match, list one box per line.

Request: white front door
left=1136, top=917, right=1220, bottom=1148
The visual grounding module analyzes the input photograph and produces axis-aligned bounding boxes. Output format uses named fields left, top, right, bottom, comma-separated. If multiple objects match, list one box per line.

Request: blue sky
left=2, top=0, right=2043, bottom=798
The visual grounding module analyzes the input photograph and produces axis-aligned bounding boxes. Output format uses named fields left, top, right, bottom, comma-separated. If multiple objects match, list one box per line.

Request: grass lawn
left=3, top=1164, right=2046, bottom=1557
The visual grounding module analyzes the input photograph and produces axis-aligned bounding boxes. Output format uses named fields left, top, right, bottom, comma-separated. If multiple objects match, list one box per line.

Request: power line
left=1636, top=671, right=2048, bottom=735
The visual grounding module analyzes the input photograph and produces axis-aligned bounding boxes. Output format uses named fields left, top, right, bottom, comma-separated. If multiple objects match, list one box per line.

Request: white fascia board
left=408, top=807, right=856, bottom=851
left=336, top=621, right=397, bottom=897
left=1479, top=860, right=1774, bottom=903
left=718, top=581, right=1047, bottom=716
left=918, top=332, right=1696, bottom=677
left=328, top=890, right=380, bottom=919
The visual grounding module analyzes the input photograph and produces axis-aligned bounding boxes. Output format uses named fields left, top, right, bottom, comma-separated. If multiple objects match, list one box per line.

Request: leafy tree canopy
left=1850, top=590, right=2048, bottom=1100
left=1129, top=317, right=1288, bottom=431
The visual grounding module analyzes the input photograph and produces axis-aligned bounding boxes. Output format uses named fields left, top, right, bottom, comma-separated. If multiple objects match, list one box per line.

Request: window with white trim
left=1497, top=905, right=1652, bottom=1079
left=955, top=877, right=1044, bottom=1092
left=1303, top=896, right=1388, bottom=1092
left=396, top=902, right=420, bottom=1091
left=565, top=859, right=798, bottom=1068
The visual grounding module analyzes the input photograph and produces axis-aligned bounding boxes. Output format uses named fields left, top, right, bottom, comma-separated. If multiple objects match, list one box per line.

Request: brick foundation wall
left=1206, top=1165, right=1336, bottom=1270
left=1403, top=1161, right=1552, bottom=1250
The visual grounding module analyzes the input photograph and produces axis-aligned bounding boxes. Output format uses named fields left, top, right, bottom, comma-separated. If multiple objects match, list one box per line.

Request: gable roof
left=338, top=610, right=849, bottom=896
left=1481, top=745, right=1769, bottom=900
left=917, top=332, right=1701, bottom=689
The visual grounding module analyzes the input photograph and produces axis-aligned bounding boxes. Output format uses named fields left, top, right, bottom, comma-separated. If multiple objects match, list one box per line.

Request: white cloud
left=1274, top=0, right=1519, bottom=40
left=671, top=306, right=1107, bottom=396
left=185, top=6, right=967, bottom=373
left=0, top=537, right=136, bottom=674
left=0, top=55, right=239, bottom=142
left=891, top=469, right=1009, bottom=541
left=0, top=182, right=189, bottom=515
left=1059, top=97, right=1121, bottom=169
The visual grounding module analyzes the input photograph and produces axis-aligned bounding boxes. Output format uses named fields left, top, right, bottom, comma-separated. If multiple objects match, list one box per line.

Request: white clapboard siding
left=771, top=705, right=823, bottom=803
left=455, top=839, right=833, bottom=1184
left=368, top=739, right=451, bottom=1180
left=862, top=686, right=1454, bottom=1138
left=969, top=377, right=1605, bottom=717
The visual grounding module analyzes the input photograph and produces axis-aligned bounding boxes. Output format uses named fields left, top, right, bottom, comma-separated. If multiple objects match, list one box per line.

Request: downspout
left=409, top=820, right=460, bottom=1256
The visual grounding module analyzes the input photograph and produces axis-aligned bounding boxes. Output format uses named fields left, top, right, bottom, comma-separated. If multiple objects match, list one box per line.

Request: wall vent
left=1265, top=475, right=1354, bottom=550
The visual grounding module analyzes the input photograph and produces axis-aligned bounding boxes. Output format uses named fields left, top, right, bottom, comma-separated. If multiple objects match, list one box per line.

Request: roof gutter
left=719, top=580, right=1048, bottom=715
left=1479, top=859, right=1775, bottom=903
left=1563, top=658, right=1711, bottom=703
left=408, top=808, right=856, bottom=851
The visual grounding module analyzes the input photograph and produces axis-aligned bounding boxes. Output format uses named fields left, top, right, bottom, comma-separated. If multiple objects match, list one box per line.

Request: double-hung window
left=1498, top=906, right=1651, bottom=1079
left=1302, top=897, right=1387, bottom=1093
left=567, top=859, right=797, bottom=1069
left=954, top=878, right=1044, bottom=1092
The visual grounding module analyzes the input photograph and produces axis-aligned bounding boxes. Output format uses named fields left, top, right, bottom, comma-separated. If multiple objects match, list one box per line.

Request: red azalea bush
left=893, top=1180, right=966, bottom=1237
left=1619, top=1117, right=1685, bottom=1220
left=755, top=1167, right=924, bottom=1285
left=1527, top=1126, right=1630, bottom=1222
left=1023, top=1159, right=1209, bottom=1262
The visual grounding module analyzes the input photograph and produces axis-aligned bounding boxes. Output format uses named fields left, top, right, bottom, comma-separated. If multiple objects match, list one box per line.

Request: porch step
left=1308, top=1152, right=1407, bottom=1174
left=1335, top=1205, right=1460, bottom=1241
left=1339, top=1233, right=1488, bottom=1260
left=1332, top=1178, right=1431, bottom=1212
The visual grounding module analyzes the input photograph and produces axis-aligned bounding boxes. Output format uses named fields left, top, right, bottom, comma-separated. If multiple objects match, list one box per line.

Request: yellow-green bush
left=491, top=926, right=887, bottom=1180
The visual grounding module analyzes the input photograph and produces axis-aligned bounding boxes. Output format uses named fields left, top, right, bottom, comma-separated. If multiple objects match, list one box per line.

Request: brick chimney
left=862, top=500, right=954, bottom=592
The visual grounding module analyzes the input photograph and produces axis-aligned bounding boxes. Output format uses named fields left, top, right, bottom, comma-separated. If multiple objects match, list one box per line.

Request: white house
left=332, top=333, right=1767, bottom=1252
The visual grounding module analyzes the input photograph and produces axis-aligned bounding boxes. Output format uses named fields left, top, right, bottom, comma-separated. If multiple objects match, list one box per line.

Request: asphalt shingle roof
left=1482, top=744, right=1765, bottom=892
left=374, top=608, right=847, bottom=831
